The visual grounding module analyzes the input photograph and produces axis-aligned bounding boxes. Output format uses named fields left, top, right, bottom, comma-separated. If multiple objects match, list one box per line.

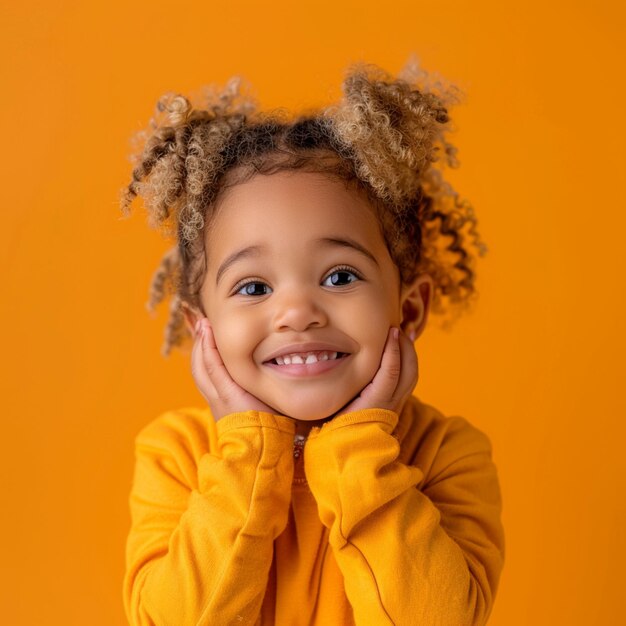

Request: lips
left=272, top=350, right=346, bottom=365
left=263, top=342, right=351, bottom=378
left=262, top=342, right=351, bottom=364
left=263, top=352, right=351, bottom=378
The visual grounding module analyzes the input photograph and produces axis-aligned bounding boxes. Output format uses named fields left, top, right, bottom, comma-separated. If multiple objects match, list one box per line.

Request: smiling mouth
left=265, top=351, right=349, bottom=366
left=262, top=351, right=351, bottom=377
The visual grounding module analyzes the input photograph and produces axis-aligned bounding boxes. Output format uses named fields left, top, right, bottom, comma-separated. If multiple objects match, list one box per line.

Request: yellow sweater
left=123, top=395, right=505, bottom=625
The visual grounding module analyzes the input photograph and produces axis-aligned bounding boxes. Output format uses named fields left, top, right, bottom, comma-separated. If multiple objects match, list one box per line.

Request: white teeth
left=273, top=350, right=341, bottom=365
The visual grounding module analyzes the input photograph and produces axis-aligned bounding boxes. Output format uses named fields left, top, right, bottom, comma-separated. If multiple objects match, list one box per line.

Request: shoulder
left=131, top=406, right=219, bottom=493
left=400, top=395, right=495, bottom=485
left=134, top=405, right=218, bottom=466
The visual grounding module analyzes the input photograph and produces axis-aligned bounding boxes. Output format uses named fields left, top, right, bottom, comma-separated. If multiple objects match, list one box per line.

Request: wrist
left=307, top=407, right=399, bottom=440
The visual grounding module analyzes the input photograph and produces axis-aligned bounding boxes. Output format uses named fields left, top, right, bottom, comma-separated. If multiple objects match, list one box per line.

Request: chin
left=265, top=396, right=354, bottom=421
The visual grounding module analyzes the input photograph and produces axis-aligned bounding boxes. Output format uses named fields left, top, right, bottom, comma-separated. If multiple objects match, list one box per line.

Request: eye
left=322, top=266, right=362, bottom=287
left=234, top=280, right=273, bottom=297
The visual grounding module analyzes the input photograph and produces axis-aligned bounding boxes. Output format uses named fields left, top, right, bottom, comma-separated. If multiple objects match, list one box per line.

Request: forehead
left=207, top=171, right=385, bottom=253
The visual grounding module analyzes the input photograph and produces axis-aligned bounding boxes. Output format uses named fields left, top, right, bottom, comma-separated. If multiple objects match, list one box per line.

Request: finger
left=190, top=322, right=218, bottom=399
left=392, top=330, right=419, bottom=402
left=362, top=327, right=402, bottom=404
left=199, top=320, right=239, bottom=401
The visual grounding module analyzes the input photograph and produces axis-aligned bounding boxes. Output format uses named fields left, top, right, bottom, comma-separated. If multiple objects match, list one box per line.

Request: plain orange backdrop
left=1, top=1, right=624, bottom=624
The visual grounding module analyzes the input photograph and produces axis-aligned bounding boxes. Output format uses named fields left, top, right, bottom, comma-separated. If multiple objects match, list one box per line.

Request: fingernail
left=409, top=330, right=416, bottom=342
left=195, top=320, right=202, bottom=335
left=393, top=328, right=399, bottom=340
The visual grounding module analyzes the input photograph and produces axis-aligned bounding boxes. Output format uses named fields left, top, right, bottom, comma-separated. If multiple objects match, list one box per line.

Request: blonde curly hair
left=119, top=54, right=488, bottom=357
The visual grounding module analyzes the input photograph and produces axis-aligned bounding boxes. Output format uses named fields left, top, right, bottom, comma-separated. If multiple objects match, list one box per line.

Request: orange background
left=2, top=1, right=624, bottom=624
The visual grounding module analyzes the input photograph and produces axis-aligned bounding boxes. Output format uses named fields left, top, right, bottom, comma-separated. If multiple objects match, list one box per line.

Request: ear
left=180, top=300, right=204, bottom=337
left=399, top=273, right=433, bottom=342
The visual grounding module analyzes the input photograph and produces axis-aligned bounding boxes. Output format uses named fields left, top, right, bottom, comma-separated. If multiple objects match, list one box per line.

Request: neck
left=294, top=417, right=331, bottom=438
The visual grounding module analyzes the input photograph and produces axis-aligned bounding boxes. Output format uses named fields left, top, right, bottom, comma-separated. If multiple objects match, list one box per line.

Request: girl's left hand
left=332, top=327, right=418, bottom=420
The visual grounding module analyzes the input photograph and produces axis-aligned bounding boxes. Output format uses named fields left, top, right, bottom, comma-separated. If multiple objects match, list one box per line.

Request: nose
left=272, top=286, right=328, bottom=332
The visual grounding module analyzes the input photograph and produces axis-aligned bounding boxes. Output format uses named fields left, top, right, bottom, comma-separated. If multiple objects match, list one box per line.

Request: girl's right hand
left=191, top=318, right=278, bottom=422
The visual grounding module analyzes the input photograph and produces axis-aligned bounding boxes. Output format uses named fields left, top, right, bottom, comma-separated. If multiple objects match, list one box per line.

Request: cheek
left=359, top=331, right=390, bottom=382
left=352, top=290, right=400, bottom=378
left=210, top=312, right=262, bottom=378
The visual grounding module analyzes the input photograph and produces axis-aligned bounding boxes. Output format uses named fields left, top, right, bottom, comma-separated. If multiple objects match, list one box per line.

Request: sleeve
left=123, top=410, right=296, bottom=626
left=303, top=408, right=505, bottom=626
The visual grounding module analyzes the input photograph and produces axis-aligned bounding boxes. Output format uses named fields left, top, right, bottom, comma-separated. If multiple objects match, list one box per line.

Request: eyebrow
left=215, top=236, right=379, bottom=286
left=315, top=237, right=379, bottom=268
left=216, top=245, right=266, bottom=286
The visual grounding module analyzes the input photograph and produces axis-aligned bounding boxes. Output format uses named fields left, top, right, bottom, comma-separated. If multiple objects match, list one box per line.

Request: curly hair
left=119, top=54, right=488, bottom=357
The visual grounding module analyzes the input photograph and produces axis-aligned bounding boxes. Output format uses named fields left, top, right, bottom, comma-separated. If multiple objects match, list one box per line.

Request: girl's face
left=196, top=170, right=428, bottom=421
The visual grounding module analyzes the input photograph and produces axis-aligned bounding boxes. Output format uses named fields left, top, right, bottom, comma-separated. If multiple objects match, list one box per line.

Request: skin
left=181, top=170, right=433, bottom=436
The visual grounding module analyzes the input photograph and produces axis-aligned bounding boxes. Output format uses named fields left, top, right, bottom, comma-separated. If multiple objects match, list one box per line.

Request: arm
left=123, top=410, right=295, bottom=626
left=304, top=408, right=505, bottom=626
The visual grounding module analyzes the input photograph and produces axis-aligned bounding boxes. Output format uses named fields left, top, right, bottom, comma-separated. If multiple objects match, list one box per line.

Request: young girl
left=119, top=56, right=505, bottom=626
